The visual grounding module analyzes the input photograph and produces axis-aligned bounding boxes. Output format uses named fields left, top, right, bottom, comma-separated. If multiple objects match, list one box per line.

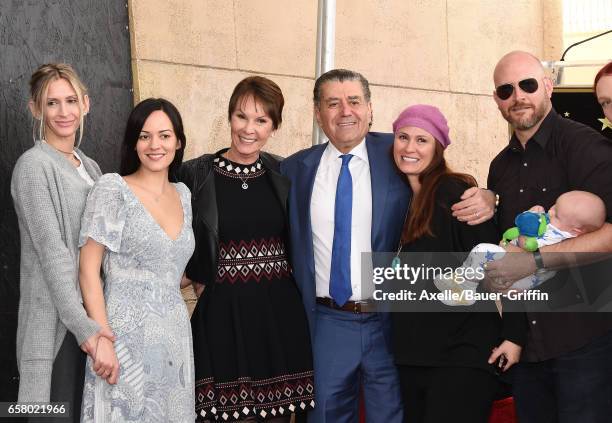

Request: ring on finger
left=475, top=210, right=480, bottom=217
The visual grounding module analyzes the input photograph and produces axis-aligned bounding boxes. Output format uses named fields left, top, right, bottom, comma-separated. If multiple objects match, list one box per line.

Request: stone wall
left=129, top=0, right=563, bottom=186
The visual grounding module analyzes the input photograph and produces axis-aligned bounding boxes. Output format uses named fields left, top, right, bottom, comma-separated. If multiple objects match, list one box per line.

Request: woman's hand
left=488, top=340, right=522, bottom=372
left=180, top=273, right=192, bottom=289
left=182, top=273, right=206, bottom=297
left=192, top=281, right=205, bottom=297
left=80, top=327, right=116, bottom=358
left=93, top=336, right=120, bottom=384
left=451, top=187, right=496, bottom=225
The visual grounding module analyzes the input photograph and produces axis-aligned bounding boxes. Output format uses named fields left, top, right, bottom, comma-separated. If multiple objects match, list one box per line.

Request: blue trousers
left=309, top=305, right=403, bottom=423
left=512, top=329, right=612, bottom=423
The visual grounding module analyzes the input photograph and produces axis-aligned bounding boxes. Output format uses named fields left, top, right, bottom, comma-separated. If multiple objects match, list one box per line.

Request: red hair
left=594, top=62, right=612, bottom=90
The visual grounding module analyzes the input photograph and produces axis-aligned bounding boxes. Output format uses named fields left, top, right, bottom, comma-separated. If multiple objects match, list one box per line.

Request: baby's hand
left=517, top=235, right=528, bottom=250
left=529, top=205, right=545, bottom=213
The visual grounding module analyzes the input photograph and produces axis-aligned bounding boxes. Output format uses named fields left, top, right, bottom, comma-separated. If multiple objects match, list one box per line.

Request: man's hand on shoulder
left=451, top=187, right=496, bottom=225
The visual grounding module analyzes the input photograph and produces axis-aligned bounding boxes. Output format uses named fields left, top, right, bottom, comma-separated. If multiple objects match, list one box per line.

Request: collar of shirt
left=508, top=108, right=558, bottom=153
left=320, top=138, right=369, bottom=168
left=546, top=223, right=576, bottom=240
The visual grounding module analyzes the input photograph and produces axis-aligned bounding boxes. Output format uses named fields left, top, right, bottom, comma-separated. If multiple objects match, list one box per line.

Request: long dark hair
left=119, top=98, right=186, bottom=177
left=401, top=142, right=476, bottom=244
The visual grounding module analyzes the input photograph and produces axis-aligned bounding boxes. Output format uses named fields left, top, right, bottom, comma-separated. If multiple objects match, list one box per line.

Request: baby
left=435, top=191, right=606, bottom=306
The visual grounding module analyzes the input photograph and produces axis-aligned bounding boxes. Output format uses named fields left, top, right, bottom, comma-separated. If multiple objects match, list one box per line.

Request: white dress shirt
left=310, top=139, right=373, bottom=301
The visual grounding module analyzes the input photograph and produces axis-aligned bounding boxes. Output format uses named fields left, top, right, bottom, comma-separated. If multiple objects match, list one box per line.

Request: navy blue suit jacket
left=280, top=132, right=411, bottom=337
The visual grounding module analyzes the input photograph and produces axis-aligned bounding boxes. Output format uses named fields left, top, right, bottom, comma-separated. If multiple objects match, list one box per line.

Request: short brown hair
left=29, top=63, right=88, bottom=145
left=228, top=76, right=284, bottom=129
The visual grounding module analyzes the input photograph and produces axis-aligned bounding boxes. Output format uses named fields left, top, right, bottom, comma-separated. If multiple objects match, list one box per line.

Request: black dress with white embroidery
left=192, top=154, right=314, bottom=422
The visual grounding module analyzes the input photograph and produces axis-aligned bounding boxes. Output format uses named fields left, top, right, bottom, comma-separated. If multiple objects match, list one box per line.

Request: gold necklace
left=43, top=139, right=75, bottom=156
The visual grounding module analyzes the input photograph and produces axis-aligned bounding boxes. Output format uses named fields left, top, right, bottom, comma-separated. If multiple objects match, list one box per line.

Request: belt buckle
left=354, top=300, right=373, bottom=313
left=353, top=301, right=370, bottom=313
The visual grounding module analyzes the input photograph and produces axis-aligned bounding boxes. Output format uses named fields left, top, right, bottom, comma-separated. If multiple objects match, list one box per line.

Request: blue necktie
left=330, top=154, right=353, bottom=306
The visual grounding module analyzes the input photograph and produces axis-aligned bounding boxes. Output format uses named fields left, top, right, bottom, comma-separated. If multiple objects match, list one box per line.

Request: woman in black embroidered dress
left=177, top=76, right=314, bottom=422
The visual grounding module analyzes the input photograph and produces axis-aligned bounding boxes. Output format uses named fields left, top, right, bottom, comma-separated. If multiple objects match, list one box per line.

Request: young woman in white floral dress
left=78, top=98, right=195, bottom=422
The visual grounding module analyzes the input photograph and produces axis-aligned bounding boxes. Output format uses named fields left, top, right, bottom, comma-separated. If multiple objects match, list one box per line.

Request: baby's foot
left=433, top=271, right=478, bottom=306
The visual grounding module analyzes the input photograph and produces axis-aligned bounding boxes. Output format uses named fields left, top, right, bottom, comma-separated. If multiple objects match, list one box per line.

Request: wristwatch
left=487, top=189, right=500, bottom=213
left=533, top=249, right=547, bottom=274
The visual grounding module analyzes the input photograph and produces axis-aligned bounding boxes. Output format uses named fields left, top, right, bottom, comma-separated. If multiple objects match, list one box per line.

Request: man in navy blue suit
left=280, top=69, right=410, bottom=423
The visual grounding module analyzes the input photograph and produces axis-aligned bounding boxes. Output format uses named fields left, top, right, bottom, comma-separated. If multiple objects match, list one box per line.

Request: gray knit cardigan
left=11, top=141, right=102, bottom=401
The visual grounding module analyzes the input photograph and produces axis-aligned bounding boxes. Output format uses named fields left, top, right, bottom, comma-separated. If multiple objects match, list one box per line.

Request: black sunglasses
left=495, top=78, right=539, bottom=100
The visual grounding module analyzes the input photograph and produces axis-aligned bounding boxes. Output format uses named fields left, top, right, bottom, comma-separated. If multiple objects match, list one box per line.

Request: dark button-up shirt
left=488, top=108, right=612, bottom=361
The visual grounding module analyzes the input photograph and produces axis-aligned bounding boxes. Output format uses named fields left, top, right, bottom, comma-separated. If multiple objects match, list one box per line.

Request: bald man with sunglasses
left=484, top=50, right=612, bottom=423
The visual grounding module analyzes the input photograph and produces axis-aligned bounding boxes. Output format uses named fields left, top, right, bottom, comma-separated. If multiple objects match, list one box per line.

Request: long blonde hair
left=29, top=63, right=88, bottom=147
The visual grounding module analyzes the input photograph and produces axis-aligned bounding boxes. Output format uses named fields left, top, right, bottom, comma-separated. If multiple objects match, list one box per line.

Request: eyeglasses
left=495, top=78, right=539, bottom=100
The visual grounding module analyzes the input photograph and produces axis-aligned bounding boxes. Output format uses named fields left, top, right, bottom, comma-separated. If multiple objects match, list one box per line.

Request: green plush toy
left=501, top=211, right=550, bottom=252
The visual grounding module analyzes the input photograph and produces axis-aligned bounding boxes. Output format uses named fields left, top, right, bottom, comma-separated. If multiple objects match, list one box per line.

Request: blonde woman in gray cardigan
left=10, top=64, right=115, bottom=409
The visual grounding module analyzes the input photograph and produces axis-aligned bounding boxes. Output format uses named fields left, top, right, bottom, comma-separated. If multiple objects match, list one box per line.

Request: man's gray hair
left=313, top=69, right=371, bottom=107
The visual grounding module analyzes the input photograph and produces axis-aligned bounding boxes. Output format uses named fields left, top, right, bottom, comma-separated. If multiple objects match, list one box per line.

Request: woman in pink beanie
left=389, top=104, right=525, bottom=423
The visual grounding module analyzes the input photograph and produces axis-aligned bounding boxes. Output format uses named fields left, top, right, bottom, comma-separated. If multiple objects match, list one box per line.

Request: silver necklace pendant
left=241, top=182, right=248, bottom=189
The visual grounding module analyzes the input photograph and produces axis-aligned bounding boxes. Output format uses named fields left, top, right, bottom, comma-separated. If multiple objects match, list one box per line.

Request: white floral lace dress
left=79, top=173, right=195, bottom=422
